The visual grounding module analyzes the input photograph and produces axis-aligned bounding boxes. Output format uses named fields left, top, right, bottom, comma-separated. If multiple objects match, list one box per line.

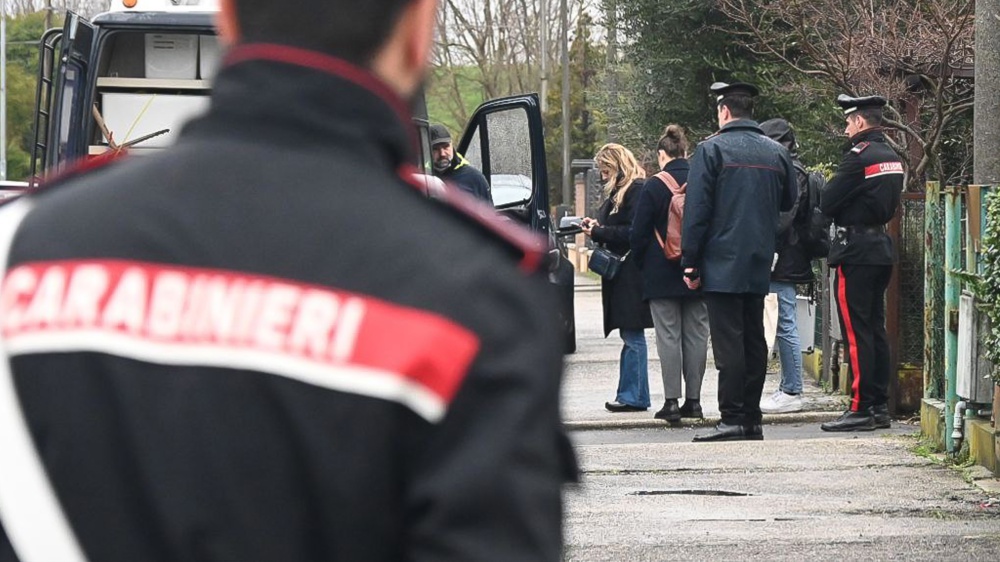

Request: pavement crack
left=629, top=489, right=753, bottom=497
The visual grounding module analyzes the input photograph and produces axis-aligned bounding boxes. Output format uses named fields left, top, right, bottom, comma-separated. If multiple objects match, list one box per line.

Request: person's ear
left=400, top=0, right=438, bottom=79
left=216, top=0, right=240, bottom=47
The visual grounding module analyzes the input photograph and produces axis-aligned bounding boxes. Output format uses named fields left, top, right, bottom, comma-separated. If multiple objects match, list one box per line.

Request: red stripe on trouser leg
left=836, top=266, right=863, bottom=412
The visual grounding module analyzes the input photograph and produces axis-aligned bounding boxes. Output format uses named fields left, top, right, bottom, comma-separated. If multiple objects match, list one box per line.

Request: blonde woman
left=582, top=143, right=655, bottom=412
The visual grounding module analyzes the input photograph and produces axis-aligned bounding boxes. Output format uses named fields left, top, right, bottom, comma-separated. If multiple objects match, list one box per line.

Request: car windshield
left=491, top=173, right=532, bottom=208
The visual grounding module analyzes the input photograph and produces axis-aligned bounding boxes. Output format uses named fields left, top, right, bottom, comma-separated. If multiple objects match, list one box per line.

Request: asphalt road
left=565, top=428, right=1000, bottom=561
left=563, top=280, right=1000, bottom=561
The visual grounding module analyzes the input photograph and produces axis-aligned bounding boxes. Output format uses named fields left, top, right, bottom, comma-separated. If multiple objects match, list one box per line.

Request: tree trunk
left=975, top=1, right=1000, bottom=184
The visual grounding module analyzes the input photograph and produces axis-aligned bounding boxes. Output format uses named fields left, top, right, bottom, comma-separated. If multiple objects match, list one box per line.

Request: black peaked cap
left=710, top=81, right=760, bottom=101
left=837, top=94, right=888, bottom=115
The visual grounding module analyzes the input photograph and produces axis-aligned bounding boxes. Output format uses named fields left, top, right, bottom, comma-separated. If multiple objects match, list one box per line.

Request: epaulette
left=399, top=164, right=548, bottom=273
left=26, top=149, right=129, bottom=198
left=851, top=142, right=870, bottom=154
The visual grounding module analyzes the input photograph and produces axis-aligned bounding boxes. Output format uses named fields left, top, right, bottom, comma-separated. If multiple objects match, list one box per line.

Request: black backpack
left=793, top=163, right=832, bottom=259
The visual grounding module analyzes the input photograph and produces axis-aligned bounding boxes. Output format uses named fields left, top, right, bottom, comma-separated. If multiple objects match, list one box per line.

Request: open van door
left=40, top=13, right=95, bottom=176
left=457, top=94, right=550, bottom=234
left=457, top=94, right=576, bottom=353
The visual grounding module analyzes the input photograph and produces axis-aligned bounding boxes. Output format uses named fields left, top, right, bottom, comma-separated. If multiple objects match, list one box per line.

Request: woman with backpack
left=629, top=125, right=710, bottom=422
left=582, top=143, right=655, bottom=413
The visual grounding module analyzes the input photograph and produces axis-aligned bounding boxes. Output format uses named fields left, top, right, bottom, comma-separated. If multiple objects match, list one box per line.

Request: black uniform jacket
left=591, top=180, right=654, bottom=336
left=820, top=128, right=903, bottom=266
left=0, top=44, right=574, bottom=562
left=681, top=119, right=797, bottom=295
left=630, top=159, right=701, bottom=300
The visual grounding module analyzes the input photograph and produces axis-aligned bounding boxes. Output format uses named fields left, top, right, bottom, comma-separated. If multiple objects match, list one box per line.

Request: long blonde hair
left=595, top=143, right=645, bottom=211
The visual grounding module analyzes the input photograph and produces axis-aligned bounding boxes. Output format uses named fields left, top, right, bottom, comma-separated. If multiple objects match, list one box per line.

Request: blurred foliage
left=606, top=0, right=843, bottom=170
left=5, top=12, right=60, bottom=181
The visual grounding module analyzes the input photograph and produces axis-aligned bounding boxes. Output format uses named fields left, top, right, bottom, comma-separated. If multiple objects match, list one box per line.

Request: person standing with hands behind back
left=630, top=125, right=710, bottom=423
left=582, top=144, right=655, bottom=413
left=682, top=82, right=797, bottom=442
left=819, top=94, right=903, bottom=432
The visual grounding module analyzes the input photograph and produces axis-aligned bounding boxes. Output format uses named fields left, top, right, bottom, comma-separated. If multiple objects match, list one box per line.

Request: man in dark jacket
left=682, top=82, right=797, bottom=442
left=759, top=118, right=816, bottom=414
left=431, top=123, right=493, bottom=203
left=0, top=1, right=575, bottom=560
left=819, top=94, right=903, bottom=432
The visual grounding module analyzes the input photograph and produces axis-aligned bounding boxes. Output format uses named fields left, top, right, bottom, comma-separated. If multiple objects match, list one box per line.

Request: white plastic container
left=101, top=93, right=210, bottom=148
left=145, top=34, right=198, bottom=79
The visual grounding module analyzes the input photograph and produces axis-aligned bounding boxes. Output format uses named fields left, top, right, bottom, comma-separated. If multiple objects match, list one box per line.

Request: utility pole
left=604, top=0, right=619, bottom=143
left=560, top=0, right=570, bottom=205
left=975, top=1, right=1000, bottom=184
left=973, top=0, right=1000, bottom=467
left=540, top=0, right=548, bottom=115
left=46, top=0, right=54, bottom=31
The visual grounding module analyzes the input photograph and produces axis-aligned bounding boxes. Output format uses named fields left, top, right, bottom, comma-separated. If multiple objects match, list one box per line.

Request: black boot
left=654, top=399, right=682, bottom=422
left=679, top=399, right=704, bottom=419
left=872, top=404, right=891, bottom=428
left=693, top=422, right=749, bottom=442
left=821, top=409, right=876, bottom=432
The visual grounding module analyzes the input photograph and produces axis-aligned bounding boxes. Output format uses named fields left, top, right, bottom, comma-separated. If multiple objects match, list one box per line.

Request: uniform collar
left=718, top=118, right=763, bottom=134
left=182, top=43, right=416, bottom=169
left=848, top=127, right=886, bottom=145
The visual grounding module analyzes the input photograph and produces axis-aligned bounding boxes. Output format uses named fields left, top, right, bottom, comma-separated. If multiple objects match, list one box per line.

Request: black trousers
left=705, top=292, right=767, bottom=426
left=833, top=264, right=893, bottom=412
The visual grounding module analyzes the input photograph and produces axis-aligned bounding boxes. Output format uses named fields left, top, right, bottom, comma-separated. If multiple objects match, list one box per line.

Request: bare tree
left=433, top=0, right=587, bottom=127
left=5, top=1, right=112, bottom=19
left=717, top=0, right=974, bottom=188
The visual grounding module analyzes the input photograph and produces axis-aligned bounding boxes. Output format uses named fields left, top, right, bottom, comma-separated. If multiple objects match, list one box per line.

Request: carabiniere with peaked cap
left=836, top=94, right=888, bottom=115
left=709, top=81, right=760, bottom=102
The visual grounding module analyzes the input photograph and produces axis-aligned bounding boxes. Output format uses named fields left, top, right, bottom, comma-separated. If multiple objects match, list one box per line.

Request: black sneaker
left=821, top=409, right=877, bottom=432
left=679, top=399, right=704, bottom=419
left=872, top=404, right=891, bottom=428
left=654, top=399, right=682, bottom=422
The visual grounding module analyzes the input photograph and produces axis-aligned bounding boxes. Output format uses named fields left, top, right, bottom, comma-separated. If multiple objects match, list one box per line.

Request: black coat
left=681, top=119, right=797, bottom=295
left=591, top=179, right=655, bottom=336
left=630, top=159, right=701, bottom=300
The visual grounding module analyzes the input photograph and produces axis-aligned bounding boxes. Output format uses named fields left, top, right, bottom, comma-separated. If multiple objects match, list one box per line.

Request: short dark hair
left=657, top=124, right=689, bottom=159
left=233, top=0, right=414, bottom=65
left=719, top=94, right=754, bottom=119
left=855, top=107, right=884, bottom=127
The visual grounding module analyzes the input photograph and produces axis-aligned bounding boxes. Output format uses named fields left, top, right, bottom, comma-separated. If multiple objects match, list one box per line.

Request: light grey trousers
left=649, top=297, right=710, bottom=401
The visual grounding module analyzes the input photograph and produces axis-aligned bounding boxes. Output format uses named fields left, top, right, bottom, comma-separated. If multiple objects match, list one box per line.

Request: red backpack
left=653, top=171, right=685, bottom=260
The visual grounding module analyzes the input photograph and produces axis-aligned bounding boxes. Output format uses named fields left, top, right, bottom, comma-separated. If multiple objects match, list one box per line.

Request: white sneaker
left=760, top=390, right=803, bottom=414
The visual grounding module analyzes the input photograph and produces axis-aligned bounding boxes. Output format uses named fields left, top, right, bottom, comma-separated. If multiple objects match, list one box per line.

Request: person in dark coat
left=759, top=118, right=816, bottom=414
left=681, top=81, right=797, bottom=442
left=582, top=143, right=654, bottom=413
left=630, top=125, right=709, bottom=423
left=430, top=123, right=493, bottom=203
left=0, top=0, right=575, bottom=560
left=819, top=94, right=903, bottom=432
